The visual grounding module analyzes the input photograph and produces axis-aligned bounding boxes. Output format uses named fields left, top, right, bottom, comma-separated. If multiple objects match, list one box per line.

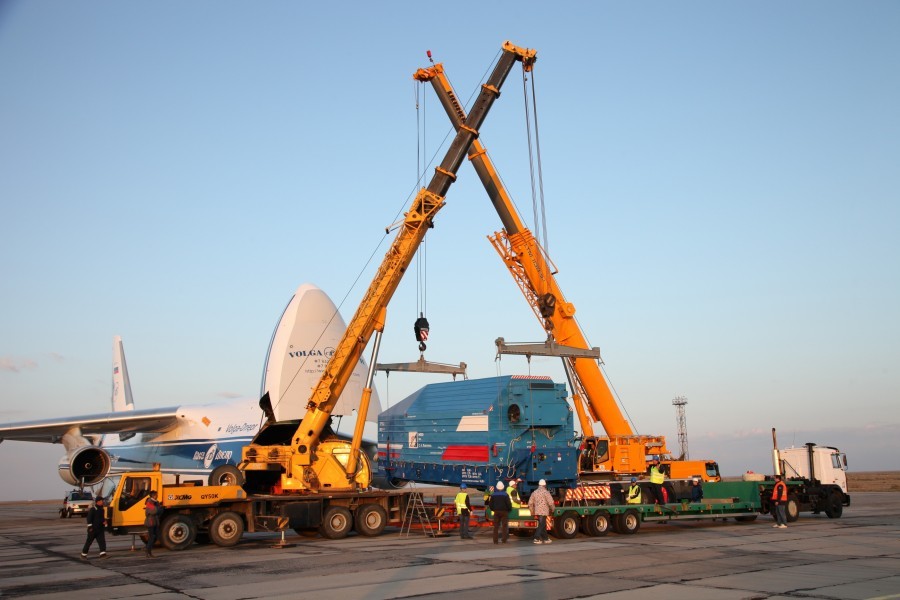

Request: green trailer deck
left=500, top=480, right=766, bottom=537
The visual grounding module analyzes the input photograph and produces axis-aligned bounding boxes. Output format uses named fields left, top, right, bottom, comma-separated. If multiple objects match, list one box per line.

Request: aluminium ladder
left=400, top=489, right=436, bottom=538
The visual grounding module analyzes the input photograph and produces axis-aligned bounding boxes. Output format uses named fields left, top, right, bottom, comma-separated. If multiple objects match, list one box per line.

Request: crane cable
left=519, top=64, right=638, bottom=435
left=521, top=63, right=550, bottom=259
left=414, top=75, right=428, bottom=351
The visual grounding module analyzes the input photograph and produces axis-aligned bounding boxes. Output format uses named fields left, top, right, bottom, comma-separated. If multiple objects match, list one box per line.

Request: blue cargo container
left=377, top=375, right=578, bottom=492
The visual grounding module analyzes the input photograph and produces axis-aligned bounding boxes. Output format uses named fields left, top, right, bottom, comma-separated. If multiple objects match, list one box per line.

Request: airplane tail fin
left=111, top=336, right=135, bottom=412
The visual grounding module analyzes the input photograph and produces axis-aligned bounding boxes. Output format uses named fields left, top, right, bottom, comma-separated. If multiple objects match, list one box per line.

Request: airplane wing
left=0, top=407, right=180, bottom=443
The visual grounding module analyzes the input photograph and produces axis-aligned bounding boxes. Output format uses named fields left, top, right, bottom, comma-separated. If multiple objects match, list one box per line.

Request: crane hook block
left=414, top=316, right=430, bottom=344
left=538, top=293, right=557, bottom=318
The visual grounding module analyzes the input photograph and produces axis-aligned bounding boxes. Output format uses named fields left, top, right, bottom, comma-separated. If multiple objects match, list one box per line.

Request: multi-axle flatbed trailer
left=497, top=481, right=786, bottom=537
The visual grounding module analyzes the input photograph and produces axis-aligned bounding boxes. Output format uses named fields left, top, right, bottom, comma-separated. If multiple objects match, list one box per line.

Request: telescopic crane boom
left=414, top=62, right=720, bottom=481
left=239, top=42, right=537, bottom=493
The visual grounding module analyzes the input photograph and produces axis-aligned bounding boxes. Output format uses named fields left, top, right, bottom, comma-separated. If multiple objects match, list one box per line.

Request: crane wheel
left=209, top=465, right=244, bottom=487
left=319, top=506, right=353, bottom=539
left=354, top=504, right=387, bottom=537
left=161, top=514, right=197, bottom=550
left=209, top=511, right=244, bottom=547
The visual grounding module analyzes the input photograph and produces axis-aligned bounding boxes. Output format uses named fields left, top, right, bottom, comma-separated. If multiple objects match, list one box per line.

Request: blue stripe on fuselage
left=61, top=437, right=253, bottom=480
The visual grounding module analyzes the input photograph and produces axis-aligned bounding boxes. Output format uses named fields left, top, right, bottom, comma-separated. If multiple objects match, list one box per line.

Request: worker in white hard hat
left=507, top=479, right=523, bottom=510
left=488, top=481, right=512, bottom=544
left=691, top=478, right=704, bottom=503
left=527, top=479, right=555, bottom=544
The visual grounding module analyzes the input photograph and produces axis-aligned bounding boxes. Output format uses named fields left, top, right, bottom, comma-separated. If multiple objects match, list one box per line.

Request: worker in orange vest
left=771, top=474, right=789, bottom=528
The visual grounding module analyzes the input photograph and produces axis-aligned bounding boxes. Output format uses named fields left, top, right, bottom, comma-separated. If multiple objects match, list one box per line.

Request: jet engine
left=58, top=445, right=111, bottom=486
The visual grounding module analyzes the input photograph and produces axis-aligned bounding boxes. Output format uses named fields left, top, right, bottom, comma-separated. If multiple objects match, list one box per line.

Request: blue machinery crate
left=378, top=376, right=578, bottom=492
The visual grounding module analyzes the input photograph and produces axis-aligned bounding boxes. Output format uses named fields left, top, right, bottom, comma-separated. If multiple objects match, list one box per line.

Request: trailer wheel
left=553, top=511, right=580, bottom=539
left=354, top=504, right=387, bottom=537
left=209, top=465, right=244, bottom=487
left=786, top=495, right=800, bottom=522
left=209, top=511, right=244, bottom=547
left=617, top=509, right=641, bottom=535
left=319, top=506, right=353, bottom=539
left=824, top=492, right=844, bottom=519
left=584, top=511, right=611, bottom=537
left=161, top=514, right=197, bottom=550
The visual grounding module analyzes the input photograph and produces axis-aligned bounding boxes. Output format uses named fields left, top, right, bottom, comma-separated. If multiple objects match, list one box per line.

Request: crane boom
left=415, top=62, right=722, bottom=481
left=413, top=62, right=629, bottom=437
left=240, top=42, right=537, bottom=493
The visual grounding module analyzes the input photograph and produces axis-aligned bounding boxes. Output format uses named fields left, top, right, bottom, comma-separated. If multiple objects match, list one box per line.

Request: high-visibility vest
left=455, top=492, right=469, bottom=513
left=626, top=484, right=642, bottom=504
left=649, top=466, right=665, bottom=485
left=772, top=481, right=788, bottom=502
left=509, top=488, right=522, bottom=509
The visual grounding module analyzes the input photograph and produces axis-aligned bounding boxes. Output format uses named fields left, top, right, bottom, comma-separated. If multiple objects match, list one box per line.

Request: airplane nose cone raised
left=262, top=283, right=382, bottom=423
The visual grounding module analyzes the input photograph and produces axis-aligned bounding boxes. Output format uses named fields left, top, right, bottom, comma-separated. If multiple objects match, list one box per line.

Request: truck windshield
left=832, top=453, right=848, bottom=470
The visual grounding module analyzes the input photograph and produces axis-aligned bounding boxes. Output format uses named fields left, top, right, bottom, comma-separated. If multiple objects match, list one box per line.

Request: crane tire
left=319, top=506, right=353, bottom=539
left=209, top=511, right=244, bottom=547
left=161, top=514, right=197, bottom=551
left=354, top=504, right=387, bottom=537
left=208, top=465, right=244, bottom=487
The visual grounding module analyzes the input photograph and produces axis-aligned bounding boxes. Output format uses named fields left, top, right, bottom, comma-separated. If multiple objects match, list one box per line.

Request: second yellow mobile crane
left=238, top=42, right=538, bottom=495
left=413, top=61, right=720, bottom=482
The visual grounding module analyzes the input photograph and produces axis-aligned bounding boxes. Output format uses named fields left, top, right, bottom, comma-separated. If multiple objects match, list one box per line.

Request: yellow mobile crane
left=413, top=62, right=720, bottom=482
left=239, top=42, right=538, bottom=494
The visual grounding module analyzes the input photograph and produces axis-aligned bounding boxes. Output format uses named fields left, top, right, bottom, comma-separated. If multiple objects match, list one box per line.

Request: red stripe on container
left=441, top=445, right=489, bottom=462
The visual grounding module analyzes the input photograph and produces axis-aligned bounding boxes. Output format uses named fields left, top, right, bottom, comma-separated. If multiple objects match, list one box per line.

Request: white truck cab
left=778, top=444, right=848, bottom=494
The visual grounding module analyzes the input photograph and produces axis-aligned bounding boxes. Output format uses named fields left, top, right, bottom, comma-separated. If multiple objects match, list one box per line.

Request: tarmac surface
left=1, top=492, right=898, bottom=599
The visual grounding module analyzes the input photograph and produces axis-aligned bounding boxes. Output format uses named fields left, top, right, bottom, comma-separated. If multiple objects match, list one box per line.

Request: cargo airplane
left=0, top=284, right=381, bottom=489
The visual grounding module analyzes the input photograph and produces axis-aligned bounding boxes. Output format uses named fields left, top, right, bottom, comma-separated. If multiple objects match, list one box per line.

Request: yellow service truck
left=103, top=469, right=411, bottom=550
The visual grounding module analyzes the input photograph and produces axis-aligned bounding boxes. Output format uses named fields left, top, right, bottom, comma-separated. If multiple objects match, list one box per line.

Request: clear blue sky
left=1, top=1, right=898, bottom=501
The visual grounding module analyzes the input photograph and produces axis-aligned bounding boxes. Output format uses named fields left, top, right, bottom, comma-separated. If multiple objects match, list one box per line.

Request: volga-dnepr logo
left=288, top=347, right=335, bottom=359
left=193, top=444, right=234, bottom=465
